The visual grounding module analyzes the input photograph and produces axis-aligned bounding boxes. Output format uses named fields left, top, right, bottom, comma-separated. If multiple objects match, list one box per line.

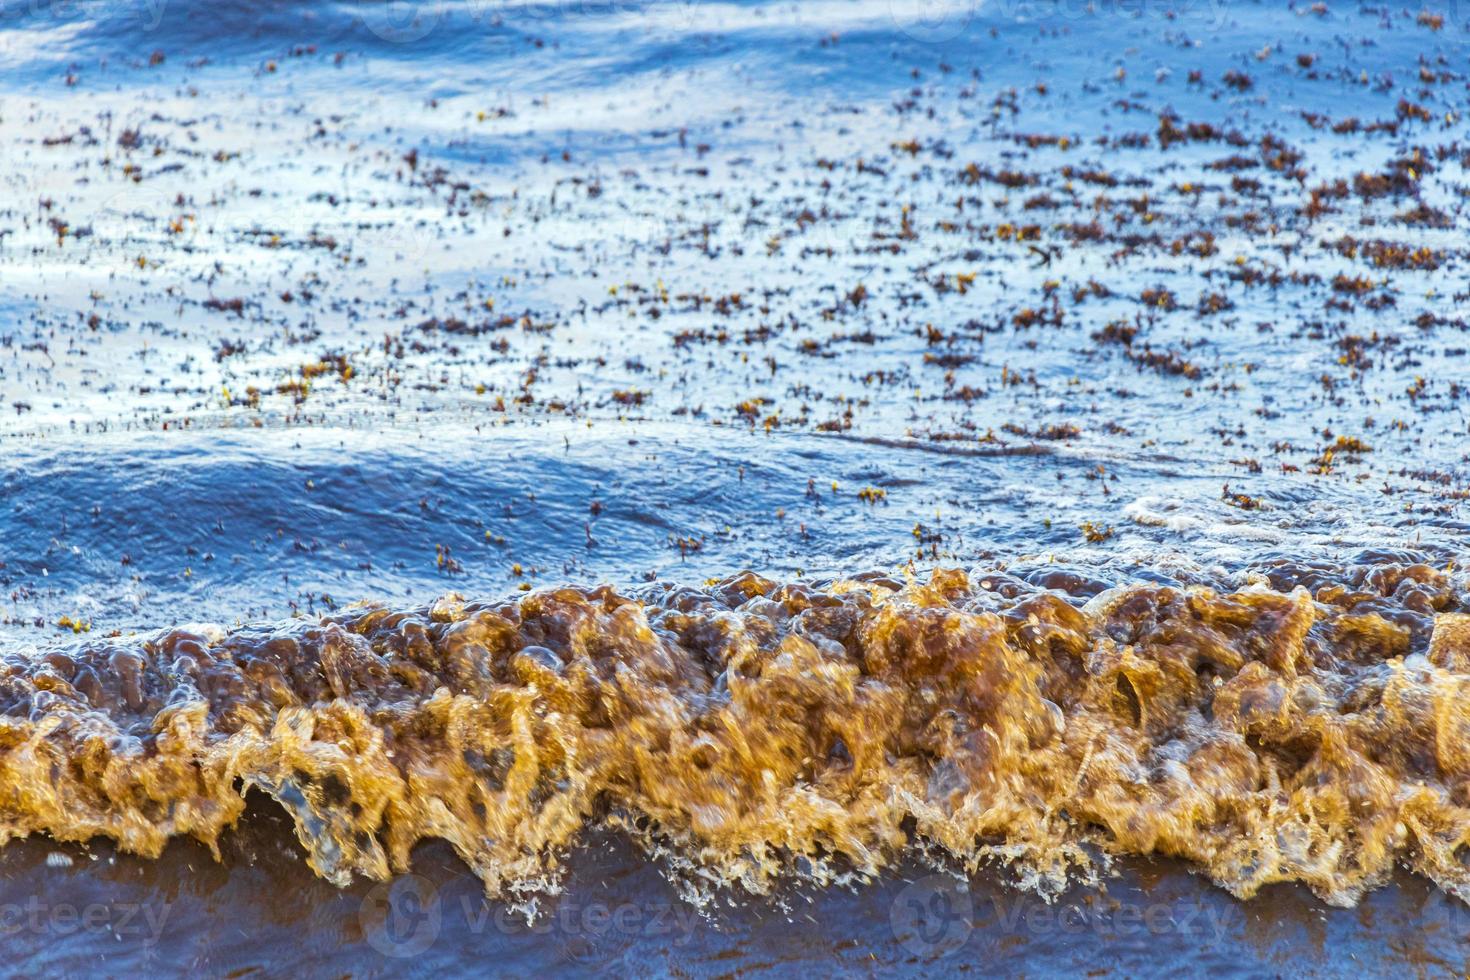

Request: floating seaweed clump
left=1, top=564, right=1467, bottom=909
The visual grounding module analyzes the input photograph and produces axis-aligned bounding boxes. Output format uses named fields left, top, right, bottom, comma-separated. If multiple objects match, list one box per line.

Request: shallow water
left=2, top=801, right=1467, bottom=976
left=1, top=0, right=1469, bottom=974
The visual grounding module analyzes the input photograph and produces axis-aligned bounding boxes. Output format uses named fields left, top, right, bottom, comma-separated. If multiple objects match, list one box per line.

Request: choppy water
left=1, top=0, right=1469, bottom=974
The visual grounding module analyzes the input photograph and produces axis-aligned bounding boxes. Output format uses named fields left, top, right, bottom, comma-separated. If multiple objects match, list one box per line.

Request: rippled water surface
left=1, top=0, right=1468, bottom=974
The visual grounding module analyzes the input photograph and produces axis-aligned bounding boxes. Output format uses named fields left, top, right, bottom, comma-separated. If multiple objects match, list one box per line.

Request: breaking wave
left=3, top=559, right=1468, bottom=910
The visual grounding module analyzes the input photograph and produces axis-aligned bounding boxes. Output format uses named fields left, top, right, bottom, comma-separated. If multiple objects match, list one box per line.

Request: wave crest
left=3, top=561, right=1467, bottom=907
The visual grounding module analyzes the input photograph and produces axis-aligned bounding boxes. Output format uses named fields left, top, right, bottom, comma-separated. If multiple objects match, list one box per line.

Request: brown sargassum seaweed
left=2, top=562, right=1468, bottom=907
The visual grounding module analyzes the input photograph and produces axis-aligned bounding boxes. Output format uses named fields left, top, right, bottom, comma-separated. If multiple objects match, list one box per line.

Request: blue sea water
left=0, top=0, right=1468, bottom=974
left=2, top=0, right=1466, bottom=640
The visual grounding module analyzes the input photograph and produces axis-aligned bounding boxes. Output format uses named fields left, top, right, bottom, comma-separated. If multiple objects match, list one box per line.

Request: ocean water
left=0, top=0, right=1468, bottom=974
